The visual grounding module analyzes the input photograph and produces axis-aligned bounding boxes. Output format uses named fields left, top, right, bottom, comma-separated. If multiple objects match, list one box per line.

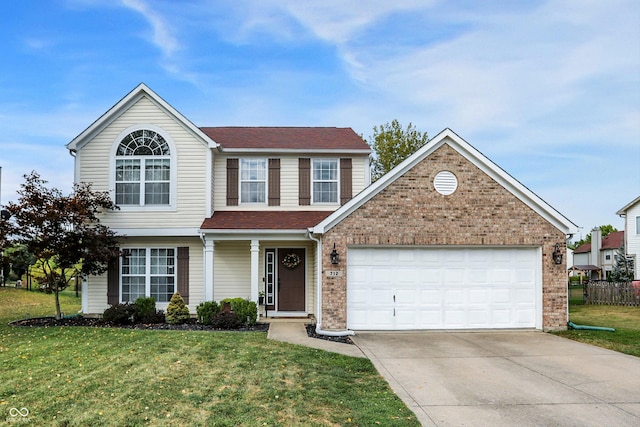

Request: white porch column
left=204, top=238, right=215, bottom=301
left=250, top=239, right=260, bottom=302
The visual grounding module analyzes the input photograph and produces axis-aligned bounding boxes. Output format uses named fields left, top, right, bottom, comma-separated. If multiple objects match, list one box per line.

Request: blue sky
left=0, top=0, right=638, bottom=240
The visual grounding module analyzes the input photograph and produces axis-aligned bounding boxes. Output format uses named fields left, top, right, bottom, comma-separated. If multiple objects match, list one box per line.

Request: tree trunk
left=54, top=286, right=62, bottom=320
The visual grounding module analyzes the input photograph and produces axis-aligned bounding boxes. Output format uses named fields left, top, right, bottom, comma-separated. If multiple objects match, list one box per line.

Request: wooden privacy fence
left=583, top=281, right=640, bottom=306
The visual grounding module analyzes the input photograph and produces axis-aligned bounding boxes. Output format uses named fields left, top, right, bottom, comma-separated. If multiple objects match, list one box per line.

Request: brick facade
left=320, top=143, right=567, bottom=331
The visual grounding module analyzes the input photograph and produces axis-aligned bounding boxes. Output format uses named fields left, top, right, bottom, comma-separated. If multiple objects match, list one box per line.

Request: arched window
left=115, top=129, right=171, bottom=206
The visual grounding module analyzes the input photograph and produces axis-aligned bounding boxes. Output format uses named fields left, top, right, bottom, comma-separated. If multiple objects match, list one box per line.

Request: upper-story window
left=115, top=129, right=171, bottom=206
left=240, top=158, right=266, bottom=203
left=636, top=216, right=640, bottom=234
left=312, top=159, right=338, bottom=204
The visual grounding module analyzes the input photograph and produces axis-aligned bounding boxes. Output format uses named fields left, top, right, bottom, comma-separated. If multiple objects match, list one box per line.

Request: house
left=617, top=196, right=640, bottom=280
left=67, top=83, right=578, bottom=332
left=572, top=230, right=624, bottom=280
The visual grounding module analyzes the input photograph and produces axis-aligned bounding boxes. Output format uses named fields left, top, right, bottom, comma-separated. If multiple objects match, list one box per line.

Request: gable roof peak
left=66, top=83, right=217, bottom=151
left=312, top=128, right=578, bottom=236
left=616, top=195, right=640, bottom=215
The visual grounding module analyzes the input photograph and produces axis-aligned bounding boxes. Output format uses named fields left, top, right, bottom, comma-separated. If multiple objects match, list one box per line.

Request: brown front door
left=277, top=248, right=305, bottom=311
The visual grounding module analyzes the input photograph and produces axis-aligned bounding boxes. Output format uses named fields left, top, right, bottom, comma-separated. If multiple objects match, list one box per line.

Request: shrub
left=146, top=309, right=166, bottom=324
left=222, top=298, right=257, bottom=326
left=166, top=292, right=190, bottom=324
left=103, top=303, right=136, bottom=325
left=210, top=311, right=242, bottom=329
left=196, top=301, right=220, bottom=325
left=134, top=297, right=158, bottom=323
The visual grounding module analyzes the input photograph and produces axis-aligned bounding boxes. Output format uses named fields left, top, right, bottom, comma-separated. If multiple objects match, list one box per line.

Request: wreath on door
left=282, top=253, right=301, bottom=269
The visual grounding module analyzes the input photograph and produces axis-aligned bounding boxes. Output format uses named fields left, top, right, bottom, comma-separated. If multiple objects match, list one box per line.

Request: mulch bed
left=8, top=316, right=270, bottom=332
left=8, top=317, right=353, bottom=344
left=305, top=323, right=354, bottom=345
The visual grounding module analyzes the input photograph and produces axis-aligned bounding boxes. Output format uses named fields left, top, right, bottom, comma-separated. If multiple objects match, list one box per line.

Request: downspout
left=307, top=230, right=355, bottom=337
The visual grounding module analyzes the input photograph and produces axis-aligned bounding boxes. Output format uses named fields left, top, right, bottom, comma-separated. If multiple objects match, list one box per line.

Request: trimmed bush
left=134, top=297, right=160, bottom=323
left=210, top=311, right=242, bottom=329
left=166, top=292, right=190, bottom=324
left=196, top=301, right=220, bottom=325
left=221, top=298, right=257, bottom=326
left=103, top=303, right=136, bottom=325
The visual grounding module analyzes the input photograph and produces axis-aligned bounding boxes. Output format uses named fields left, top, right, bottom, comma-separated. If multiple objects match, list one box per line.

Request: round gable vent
left=433, top=171, right=458, bottom=195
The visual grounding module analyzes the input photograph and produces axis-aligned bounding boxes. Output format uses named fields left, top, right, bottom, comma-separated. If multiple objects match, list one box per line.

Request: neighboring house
left=617, top=196, right=640, bottom=280
left=572, top=230, right=624, bottom=280
left=67, top=84, right=577, bottom=332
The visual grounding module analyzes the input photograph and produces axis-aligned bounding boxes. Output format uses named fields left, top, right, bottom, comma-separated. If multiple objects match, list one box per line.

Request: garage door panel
left=515, top=288, right=535, bottom=303
left=469, top=289, right=489, bottom=303
left=349, top=288, right=368, bottom=304
left=445, top=269, right=465, bottom=284
left=396, top=289, right=417, bottom=304
left=492, top=288, right=511, bottom=303
left=420, top=268, right=442, bottom=283
left=419, top=289, right=441, bottom=305
left=492, top=309, right=511, bottom=325
left=370, top=289, right=392, bottom=305
left=444, top=309, right=466, bottom=326
left=469, top=269, right=489, bottom=284
left=347, top=247, right=539, bottom=330
left=420, top=310, right=442, bottom=327
left=397, top=268, right=417, bottom=284
left=444, top=289, right=464, bottom=304
left=469, top=309, right=490, bottom=326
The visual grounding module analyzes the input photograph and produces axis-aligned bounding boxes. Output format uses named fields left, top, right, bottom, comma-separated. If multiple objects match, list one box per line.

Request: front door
left=277, top=248, right=305, bottom=311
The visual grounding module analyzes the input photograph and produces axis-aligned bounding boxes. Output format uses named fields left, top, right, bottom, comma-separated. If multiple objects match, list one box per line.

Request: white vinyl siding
left=214, top=154, right=369, bottom=211
left=213, top=241, right=252, bottom=300
left=75, top=96, right=208, bottom=229
left=85, top=237, right=203, bottom=315
left=626, top=206, right=640, bottom=279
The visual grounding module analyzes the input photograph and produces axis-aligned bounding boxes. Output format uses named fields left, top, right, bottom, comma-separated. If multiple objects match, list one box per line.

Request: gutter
left=306, top=230, right=355, bottom=337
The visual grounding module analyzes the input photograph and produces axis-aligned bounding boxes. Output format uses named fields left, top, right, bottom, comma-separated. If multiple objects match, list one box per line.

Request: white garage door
left=347, top=247, right=540, bottom=330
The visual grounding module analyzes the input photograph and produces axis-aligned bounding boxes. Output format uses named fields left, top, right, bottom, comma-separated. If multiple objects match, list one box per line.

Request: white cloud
left=120, top=0, right=180, bottom=57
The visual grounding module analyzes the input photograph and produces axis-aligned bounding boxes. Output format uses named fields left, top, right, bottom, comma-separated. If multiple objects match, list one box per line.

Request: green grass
left=553, top=286, right=640, bottom=357
left=0, top=287, right=419, bottom=426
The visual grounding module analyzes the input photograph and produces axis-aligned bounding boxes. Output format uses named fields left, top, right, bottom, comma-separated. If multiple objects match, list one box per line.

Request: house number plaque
left=326, top=270, right=343, bottom=277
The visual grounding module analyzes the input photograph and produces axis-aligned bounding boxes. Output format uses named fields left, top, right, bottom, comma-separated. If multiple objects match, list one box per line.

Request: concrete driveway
left=352, top=331, right=640, bottom=427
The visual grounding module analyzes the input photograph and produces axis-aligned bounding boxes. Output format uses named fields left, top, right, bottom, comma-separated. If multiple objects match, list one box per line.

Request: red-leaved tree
left=5, top=172, right=120, bottom=319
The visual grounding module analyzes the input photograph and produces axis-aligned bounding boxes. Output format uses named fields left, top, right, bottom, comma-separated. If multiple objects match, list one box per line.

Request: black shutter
left=299, top=158, right=311, bottom=205
left=107, top=254, right=120, bottom=306
left=340, top=158, right=352, bottom=205
left=268, top=158, right=281, bottom=206
left=227, top=158, right=239, bottom=206
left=177, top=247, right=189, bottom=304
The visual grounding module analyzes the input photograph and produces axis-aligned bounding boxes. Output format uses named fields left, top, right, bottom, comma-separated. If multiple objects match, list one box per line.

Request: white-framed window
left=114, top=129, right=171, bottom=206
left=121, top=248, right=176, bottom=303
left=240, top=158, right=266, bottom=203
left=636, top=216, right=640, bottom=235
left=312, top=159, right=338, bottom=204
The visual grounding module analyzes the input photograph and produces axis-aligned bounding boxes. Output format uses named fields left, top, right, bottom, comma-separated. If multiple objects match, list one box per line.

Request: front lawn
left=553, top=285, right=640, bottom=357
left=0, top=288, right=419, bottom=426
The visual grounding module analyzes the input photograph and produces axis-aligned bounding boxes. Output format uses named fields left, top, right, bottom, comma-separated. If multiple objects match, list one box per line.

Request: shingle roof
left=573, top=231, right=624, bottom=253
left=199, top=127, right=370, bottom=151
left=200, top=211, right=334, bottom=230
left=602, top=231, right=624, bottom=250
left=574, top=243, right=591, bottom=253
